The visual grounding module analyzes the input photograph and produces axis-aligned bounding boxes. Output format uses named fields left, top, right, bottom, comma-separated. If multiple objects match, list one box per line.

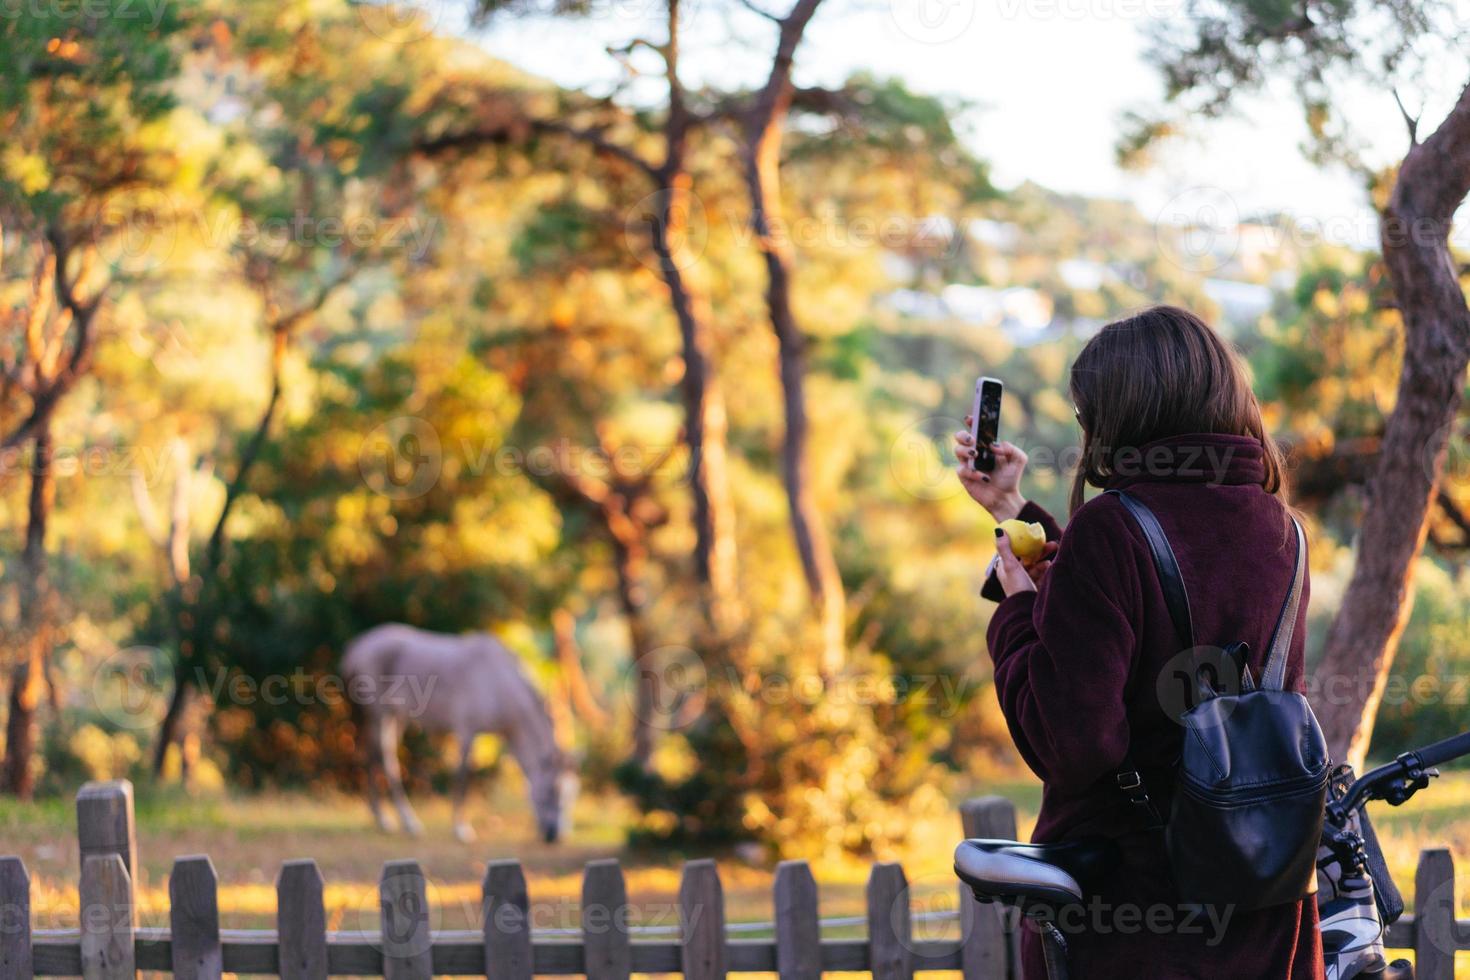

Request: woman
left=953, top=306, right=1325, bottom=979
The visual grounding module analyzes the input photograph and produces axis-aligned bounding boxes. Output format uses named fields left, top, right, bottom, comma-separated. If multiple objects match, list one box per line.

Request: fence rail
left=1, top=781, right=1465, bottom=978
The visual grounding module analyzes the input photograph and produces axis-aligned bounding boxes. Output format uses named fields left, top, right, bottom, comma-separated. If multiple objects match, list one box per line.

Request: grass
left=0, top=771, right=1465, bottom=974
left=9, top=778, right=963, bottom=934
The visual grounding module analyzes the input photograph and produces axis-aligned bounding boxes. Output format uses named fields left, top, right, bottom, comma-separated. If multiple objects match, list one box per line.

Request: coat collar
left=1103, top=433, right=1266, bottom=490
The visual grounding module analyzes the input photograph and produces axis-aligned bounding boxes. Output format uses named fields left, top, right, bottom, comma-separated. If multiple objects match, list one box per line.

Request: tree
left=412, top=3, right=995, bottom=829
left=1132, top=1, right=1470, bottom=767
left=731, top=0, right=846, bottom=674
left=1318, top=85, right=1470, bottom=767
left=133, top=4, right=474, bottom=777
left=0, top=232, right=105, bottom=797
left=543, top=430, right=673, bottom=767
left=430, top=1, right=994, bottom=677
left=0, top=2, right=186, bottom=796
left=423, top=0, right=745, bottom=639
left=725, top=9, right=992, bottom=675
left=145, top=266, right=354, bottom=777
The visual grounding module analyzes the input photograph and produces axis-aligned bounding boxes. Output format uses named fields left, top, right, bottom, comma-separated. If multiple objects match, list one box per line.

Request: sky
left=454, top=0, right=1467, bottom=251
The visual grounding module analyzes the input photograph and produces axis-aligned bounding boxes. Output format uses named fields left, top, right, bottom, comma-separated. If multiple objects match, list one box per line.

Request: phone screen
left=971, top=378, right=1003, bottom=472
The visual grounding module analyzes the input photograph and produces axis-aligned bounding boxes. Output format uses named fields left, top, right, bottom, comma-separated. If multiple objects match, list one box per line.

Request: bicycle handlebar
left=1405, top=729, right=1470, bottom=769
left=1329, top=729, right=1470, bottom=822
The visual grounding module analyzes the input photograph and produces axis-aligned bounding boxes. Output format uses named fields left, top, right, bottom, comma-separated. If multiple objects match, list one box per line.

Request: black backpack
left=1110, top=490, right=1331, bottom=911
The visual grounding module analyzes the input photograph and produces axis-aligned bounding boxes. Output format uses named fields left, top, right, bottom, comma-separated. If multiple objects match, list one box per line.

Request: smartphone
left=969, top=376, right=1003, bottom=472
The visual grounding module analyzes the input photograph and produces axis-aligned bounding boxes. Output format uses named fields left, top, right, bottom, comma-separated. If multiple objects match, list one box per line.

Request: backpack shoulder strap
left=1107, top=489, right=1195, bottom=651
left=1261, top=517, right=1307, bottom=691
left=1106, top=488, right=1176, bottom=829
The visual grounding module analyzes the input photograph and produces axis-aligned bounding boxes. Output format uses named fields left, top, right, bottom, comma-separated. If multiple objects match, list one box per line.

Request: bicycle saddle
left=953, top=838, right=1121, bottom=912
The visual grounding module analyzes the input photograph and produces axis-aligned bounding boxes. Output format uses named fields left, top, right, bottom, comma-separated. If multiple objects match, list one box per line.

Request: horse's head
left=530, top=750, right=580, bottom=844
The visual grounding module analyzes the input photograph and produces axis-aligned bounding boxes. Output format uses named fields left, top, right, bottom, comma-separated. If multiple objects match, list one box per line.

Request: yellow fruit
left=998, top=519, right=1047, bottom=561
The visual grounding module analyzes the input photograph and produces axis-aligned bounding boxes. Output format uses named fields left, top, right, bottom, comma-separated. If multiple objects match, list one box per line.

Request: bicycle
left=954, top=728, right=1470, bottom=980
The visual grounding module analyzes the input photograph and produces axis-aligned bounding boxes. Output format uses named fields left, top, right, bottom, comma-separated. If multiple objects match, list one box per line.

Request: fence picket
left=278, top=860, right=328, bottom=980
left=679, top=859, right=726, bottom=980
left=581, top=860, right=630, bottom=980
left=170, top=856, right=222, bottom=979
left=958, top=797, right=1018, bottom=980
left=0, top=856, right=32, bottom=979
left=1414, top=849, right=1457, bottom=980
left=867, top=863, right=913, bottom=980
left=76, top=781, right=137, bottom=881
left=79, top=853, right=133, bottom=980
left=484, top=859, right=533, bottom=980
left=773, top=860, right=820, bottom=980
left=381, top=860, right=433, bottom=980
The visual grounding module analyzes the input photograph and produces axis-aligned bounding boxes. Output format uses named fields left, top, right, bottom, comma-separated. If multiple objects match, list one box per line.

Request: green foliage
left=1365, top=560, right=1470, bottom=757
left=613, top=637, right=958, bottom=856
left=788, top=73, right=994, bottom=205
left=1129, top=0, right=1445, bottom=170
left=191, top=343, right=558, bottom=785
left=1252, top=252, right=1395, bottom=421
left=14, top=0, right=1461, bottom=863
left=614, top=685, right=753, bottom=848
left=510, top=198, right=601, bottom=272
left=0, top=0, right=186, bottom=216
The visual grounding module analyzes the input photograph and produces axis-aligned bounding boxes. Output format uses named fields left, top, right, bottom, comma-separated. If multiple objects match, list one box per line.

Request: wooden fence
left=0, top=780, right=1464, bottom=978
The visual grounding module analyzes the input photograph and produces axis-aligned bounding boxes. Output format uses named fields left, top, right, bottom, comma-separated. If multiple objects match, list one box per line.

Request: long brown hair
left=1068, top=305, right=1286, bottom=514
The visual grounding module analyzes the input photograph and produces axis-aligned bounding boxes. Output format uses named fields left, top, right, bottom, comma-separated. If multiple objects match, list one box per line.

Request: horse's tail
left=348, top=689, right=367, bottom=742
left=340, top=634, right=371, bottom=754
left=340, top=625, right=391, bottom=692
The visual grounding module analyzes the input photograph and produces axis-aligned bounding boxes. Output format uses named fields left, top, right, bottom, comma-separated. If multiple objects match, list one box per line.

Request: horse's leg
left=362, top=713, right=392, bottom=833
left=377, top=713, right=423, bottom=837
left=451, top=733, right=476, bottom=844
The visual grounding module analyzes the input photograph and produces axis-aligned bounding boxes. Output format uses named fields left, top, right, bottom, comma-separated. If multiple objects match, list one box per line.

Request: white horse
left=342, top=623, right=577, bottom=844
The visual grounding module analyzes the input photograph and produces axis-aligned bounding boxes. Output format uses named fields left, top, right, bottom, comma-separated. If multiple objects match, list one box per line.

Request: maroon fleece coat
left=983, top=433, right=1325, bottom=980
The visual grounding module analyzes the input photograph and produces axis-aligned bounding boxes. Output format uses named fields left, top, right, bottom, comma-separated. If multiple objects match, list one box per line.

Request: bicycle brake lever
left=1382, top=766, right=1437, bottom=807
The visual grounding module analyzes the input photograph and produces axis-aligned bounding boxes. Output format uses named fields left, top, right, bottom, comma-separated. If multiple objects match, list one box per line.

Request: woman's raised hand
left=954, top=420, right=1028, bottom=522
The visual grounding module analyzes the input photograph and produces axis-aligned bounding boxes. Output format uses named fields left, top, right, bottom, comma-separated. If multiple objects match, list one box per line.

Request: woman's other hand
left=1023, top=540, right=1059, bottom=586
left=955, top=422, right=1028, bottom=522
left=994, top=528, right=1040, bottom=595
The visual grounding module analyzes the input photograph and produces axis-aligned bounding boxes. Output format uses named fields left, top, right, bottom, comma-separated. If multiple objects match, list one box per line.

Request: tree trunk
left=3, top=426, right=55, bottom=798
left=2, top=651, right=42, bottom=799
left=739, top=0, right=844, bottom=674
left=611, top=533, right=658, bottom=767
left=551, top=608, right=608, bottom=734
left=740, top=140, right=845, bottom=674
left=646, top=186, right=742, bottom=636
left=152, top=662, right=192, bottom=775
left=154, top=325, right=290, bottom=778
left=1312, top=81, right=1470, bottom=770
